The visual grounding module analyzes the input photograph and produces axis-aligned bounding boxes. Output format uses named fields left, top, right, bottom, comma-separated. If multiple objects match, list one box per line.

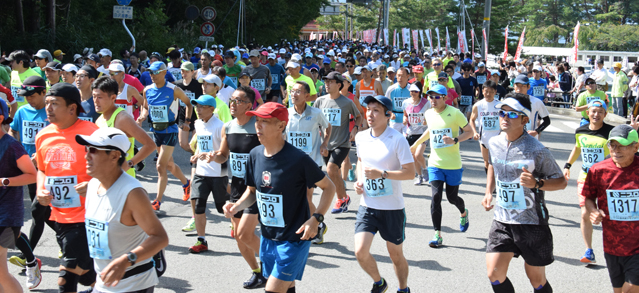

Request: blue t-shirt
left=224, top=76, right=237, bottom=90
left=266, top=63, right=286, bottom=89
left=528, top=78, right=548, bottom=101
left=139, top=71, right=176, bottom=87
left=456, top=76, right=478, bottom=97
left=146, top=83, right=178, bottom=134
left=245, top=143, right=325, bottom=242
left=78, top=98, right=101, bottom=124
left=10, top=105, right=49, bottom=156
left=0, top=134, right=27, bottom=227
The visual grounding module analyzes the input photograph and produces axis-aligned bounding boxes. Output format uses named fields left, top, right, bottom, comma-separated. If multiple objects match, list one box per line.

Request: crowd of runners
left=0, top=38, right=638, bottom=293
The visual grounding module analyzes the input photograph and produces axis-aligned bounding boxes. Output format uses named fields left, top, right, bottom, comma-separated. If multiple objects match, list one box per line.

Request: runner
left=409, top=84, right=473, bottom=248
left=403, top=83, right=431, bottom=185
left=489, top=72, right=507, bottom=101
left=583, top=124, right=639, bottom=293
left=77, top=127, right=169, bottom=293
left=353, top=95, right=415, bottom=293
left=7, top=50, right=41, bottom=109
left=354, top=65, right=384, bottom=111
left=224, top=51, right=243, bottom=87
left=314, top=72, right=361, bottom=214
left=61, top=64, right=78, bottom=84
left=286, top=81, right=331, bottom=244
left=199, top=74, right=232, bottom=123
left=175, top=61, right=202, bottom=153
left=76, top=66, right=102, bottom=123
left=0, top=97, right=38, bottom=292
left=144, top=61, right=192, bottom=210
left=575, top=78, right=609, bottom=126
left=108, top=62, right=146, bottom=123
left=92, top=76, right=154, bottom=178
left=223, top=102, right=336, bottom=293
left=265, top=53, right=285, bottom=103
left=456, top=63, right=478, bottom=120
left=512, top=75, right=550, bottom=140
left=283, top=61, right=317, bottom=107
left=474, top=62, right=491, bottom=100
left=44, top=62, right=63, bottom=87
left=481, top=93, right=567, bottom=293
left=386, top=67, right=411, bottom=133
left=243, top=50, right=272, bottom=98
left=563, top=99, right=613, bottom=264
left=470, top=80, right=501, bottom=174
left=528, top=66, right=548, bottom=103
left=35, top=83, right=99, bottom=293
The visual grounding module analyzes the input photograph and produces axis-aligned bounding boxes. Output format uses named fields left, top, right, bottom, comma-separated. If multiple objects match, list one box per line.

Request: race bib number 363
left=606, top=189, right=639, bottom=221
left=364, top=178, right=393, bottom=197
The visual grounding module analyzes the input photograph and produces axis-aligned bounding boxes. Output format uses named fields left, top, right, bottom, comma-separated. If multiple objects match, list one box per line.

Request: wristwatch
left=454, top=137, right=459, bottom=144
left=312, top=213, right=324, bottom=223
left=1, top=178, right=9, bottom=187
left=382, top=170, right=388, bottom=179
left=127, top=252, right=137, bottom=266
left=127, top=160, right=135, bottom=169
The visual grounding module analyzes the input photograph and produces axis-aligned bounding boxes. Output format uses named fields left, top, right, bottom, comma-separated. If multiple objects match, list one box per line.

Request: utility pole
left=482, top=0, right=492, bottom=59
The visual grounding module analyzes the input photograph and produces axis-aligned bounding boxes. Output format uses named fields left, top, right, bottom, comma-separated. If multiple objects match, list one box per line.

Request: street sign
left=185, top=5, right=199, bottom=21
left=201, top=6, right=217, bottom=21
left=113, top=6, right=133, bottom=19
left=199, top=36, right=215, bottom=42
left=117, top=0, right=132, bottom=5
left=200, top=22, right=215, bottom=36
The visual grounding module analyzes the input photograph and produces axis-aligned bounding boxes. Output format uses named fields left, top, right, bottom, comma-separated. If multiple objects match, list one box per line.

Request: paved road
left=10, top=113, right=614, bottom=292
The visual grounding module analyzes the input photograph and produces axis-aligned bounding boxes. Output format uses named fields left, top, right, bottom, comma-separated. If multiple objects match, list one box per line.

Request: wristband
left=538, top=179, right=545, bottom=189
left=564, top=163, right=572, bottom=169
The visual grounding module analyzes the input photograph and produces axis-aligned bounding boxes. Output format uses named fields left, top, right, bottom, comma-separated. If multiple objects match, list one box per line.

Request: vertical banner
left=419, top=30, right=425, bottom=49
left=471, top=30, right=475, bottom=54
left=412, top=30, right=419, bottom=51
left=514, top=27, right=526, bottom=60
left=435, top=27, right=441, bottom=54
left=445, top=27, right=451, bottom=53
left=384, top=29, right=389, bottom=46
left=482, top=28, right=488, bottom=56
left=393, top=29, right=397, bottom=47
left=503, top=25, right=509, bottom=60
left=402, top=28, right=410, bottom=47
left=572, top=22, right=580, bottom=65
left=333, top=31, right=337, bottom=39
left=458, top=30, right=466, bottom=53
left=426, top=29, right=434, bottom=54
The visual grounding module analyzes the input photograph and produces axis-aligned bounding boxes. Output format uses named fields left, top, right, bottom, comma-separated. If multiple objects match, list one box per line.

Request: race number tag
left=149, top=105, right=168, bottom=123
left=288, top=131, right=312, bottom=153
left=230, top=77, right=238, bottom=86
left=581, top=148, right=604, bottom=169
left=229, top=152, right=249, bottom=178
left=271, top=74, right=279, bottom=84
left=115, top=104, right=127, bottom=110
left=22, top=121, right=46, bottom=144
left=533, top=86, right=544, bottom=97
left=322, top=108, right=341, bottom=126
left=606, top=189, right=639, bottom=221
left=407, top=113, right=424, bottom=126
left=181, top=92, right=195, bottom=107
left=430, top=128, right=453, bottom=149
left=364, top=178, right=393, bottom=197
left=393, top=96, right=408, bottom=110
left=477, top=75, right=486, bottom=84
left=460, top=95, right=472, bottom=106
left=45, top=176, right=81, bottom=208
left=430, top=80, right=439, bottom=88
left=482, top=116, right=499, bottom=131
left=496, top=179, right=526, bottom=210
left=86, top=218, right=111, bottom=259
left=197, top=135, right=213, bottom=152
left=78, top=117, right=93, bottom=122
left=251, top=79, right=266, bottom=91
left=11, top=86, right=24, bottom=103
left=256, top=191, right=284, bottom=227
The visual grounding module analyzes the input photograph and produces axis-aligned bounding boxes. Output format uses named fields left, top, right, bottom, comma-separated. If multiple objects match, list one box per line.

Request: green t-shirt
left=576, top=90, right=607, bottom=119
left=442, top=57, right=454, bottom=68
left=284, top=74, right=317, bottom=107
left=224, top=64, right=243, bottom=87
left=32, top=67, right=47, bottom=81
left=424, top=105, right=468, bottom=169
left=10, top=68, right=41, bottom=108
left=213, top=96, right=232, bottom=123
left=574, top=123, right=613, bottom=181
left=424, top=70, right=454, bottom=91
left=0, top=65, right=11, bottom=85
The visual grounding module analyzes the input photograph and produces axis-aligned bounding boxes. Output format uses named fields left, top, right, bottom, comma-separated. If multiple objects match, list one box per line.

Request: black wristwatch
left=453, top=137, right=459, bottom=144
left=185, top=117, right=193, bottom=123
left=312, top=213, right=324, bottom=223
left=127, top=252, right=137, bottom=266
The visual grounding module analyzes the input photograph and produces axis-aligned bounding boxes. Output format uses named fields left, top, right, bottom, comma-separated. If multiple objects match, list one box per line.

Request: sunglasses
left=586, top=82, right=596, bottom=86
left=229, top=99, right=251, bottom=105
left=150, top=69, right=165, bottom=75
left=21, top=85, right=45, bottom=91
left=85, top=146, right=113, bottom=154
left=433, top=63, right=442, bottom=66
left=499, top=110, right=525, bottom=119
left=109, top=71, right=121, bottom=76
left=346, top=65, right=354, bottom=68
left=428, top=95, right=444, bottom=100
left=151, top=52, right=161, bottom=56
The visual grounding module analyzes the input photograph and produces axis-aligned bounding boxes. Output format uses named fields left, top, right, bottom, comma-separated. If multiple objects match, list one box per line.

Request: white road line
left=545, top=125, right=565, bottom=133
left=563, top=121, right=581, bottom=129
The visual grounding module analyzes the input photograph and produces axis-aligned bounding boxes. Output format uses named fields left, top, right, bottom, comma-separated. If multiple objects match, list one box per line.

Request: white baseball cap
left=286, top=61, right=300, bottom=69
left=75, top=127, right=131, bottom=154
left=291, top=53, right=302, bottom=62
left=99, top=48, right=113, bottom=57
left=198, top=74, right=222, bottom=87
left=108, top=63, right=125, bottom=72
left=267, top=53, right=276, bottom=60
left=62, top=64, right=79, bottom=73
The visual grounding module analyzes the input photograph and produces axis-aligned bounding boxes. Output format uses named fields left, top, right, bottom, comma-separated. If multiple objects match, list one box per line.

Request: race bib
left=581, top=148, right=604, bottom=169
left=496, top=179, right=526, bottom=210
left=45, top=176, right=81, bottom=208
left=393, top=96, right=408, bottom=111
left=606, top=189, right=639, bottom=221
left=430, top=128, right=453, bottom=149
left=251, top=79, right=266, bottom=91
left=11, top=86, right=24, bottom=103
left=364, top=178, right=393, bottom=197
left=477, top=75, right=487, bottom=84
left=170, top=71, right=182, bottom=81
left=322, top=108, right=341, bottom=126
left=407, top=113, right=424, bottom=126
left=78, top=116, right=93, bottom=122
left=22, top=121, right=46, bottom=144
left=271, top=74, right=279, bottom=85
left=230, top=77, right=238, bottom=86
left=86, top=218, right=111, bottom=259
left=197, top=135, right=213, bottom=152
left=533, top=86, right=544, bottom=97
left=229, top=152, right=249, bottom=178
left=182, top=92, right=195, bottom=107
left=149, top=105, right=168, bottom=123
left=256, top=191, right=284, bottom=227
left=288, top=131, right=312, bottom=153
left=460, top=95, right=473, bottom=106
left=482, top=116, right=499, bottom=131
left=115, top=104, right=127, bottom=110
left=430, top=80, right=438, bottom=88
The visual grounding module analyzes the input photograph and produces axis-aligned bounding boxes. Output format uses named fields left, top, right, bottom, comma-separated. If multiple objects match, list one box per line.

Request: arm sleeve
left=536, top=116, right=551, bottom=134
left=245, top=150, right=256, bottom=188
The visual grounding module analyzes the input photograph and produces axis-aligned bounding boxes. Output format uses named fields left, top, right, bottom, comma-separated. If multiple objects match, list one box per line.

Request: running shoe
left=58, top=249, right=63, bottom=259
left=397, top=288, right=411, bottom=293
left=371, top=278, right=388, bottom=293
left=8, top=255, right=26, bottom=268
left=422, top=169, right=429, bottom=184
left=26, top=258, right=42, bottom=290
left=188, top=240, right=208, bottom=253
left=348, top=168, right=356, bottom=182
left=331, top=195, right=351, bottom=214
left=182, top=180, right=191, bottom=201
left=242, top=271, right=267, bottom=289
left=135, top=160, right=146, bottom=172
left=153, top=153, right=158, bottom=162
left=182, top=218, right=195, bottom=232
left=413, top=175, right=423, bottom=185
left=460, top=209, right=469, bottom=232
left=580, top=248, right=596, bottom=264
left=151, top=200, right=161, bottom=211
left=429, top=233, right=443, bottom=248
left=312, top=223, right=328, bottom=245
left=78, top=288, right=93, bottom=293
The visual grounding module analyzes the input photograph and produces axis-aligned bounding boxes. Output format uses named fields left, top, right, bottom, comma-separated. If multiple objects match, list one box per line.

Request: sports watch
left=1, top=178, right=9, bottom=187
left=127, top=252, right=138, bottom=266
left=312, top=213, right=324, bottom=223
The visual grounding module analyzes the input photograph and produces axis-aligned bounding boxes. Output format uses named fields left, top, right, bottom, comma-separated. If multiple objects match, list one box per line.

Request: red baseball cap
left=246, top=102, right=289, bottom=123
left=412, top=65, right=424, bottom=73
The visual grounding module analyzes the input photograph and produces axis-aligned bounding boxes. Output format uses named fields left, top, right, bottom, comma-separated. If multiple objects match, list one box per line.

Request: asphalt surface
left=9, top=113, right=616, bottom=292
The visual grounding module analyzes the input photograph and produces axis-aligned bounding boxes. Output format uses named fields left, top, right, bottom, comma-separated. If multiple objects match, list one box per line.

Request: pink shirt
left=123, top=74, right=144, bottom=119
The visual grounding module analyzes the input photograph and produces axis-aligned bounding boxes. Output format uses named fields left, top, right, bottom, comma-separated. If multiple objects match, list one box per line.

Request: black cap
left=6, top=50, right=29, bottom=62
left=44, top=61, right=63, bottom=70
left=88, top=54, right=100, bottom=63
left=239, top=71, right=251, bottom=79
left=597, top=59, right=604, bottom=64
left=323, top=71, right=344, bottom=82
left=46, top=83, right=84, bottom=113
left=17, top=76, right=46, bottom=96
left=223, top=51, right=235, bottom=58
left=79, top=65, right=98, bottom=79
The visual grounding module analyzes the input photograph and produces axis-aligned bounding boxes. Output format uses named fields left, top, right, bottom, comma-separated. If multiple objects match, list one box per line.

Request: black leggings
left=430, top=180, right=466, bottom=231
left=27, top=183, right=55, bottom=251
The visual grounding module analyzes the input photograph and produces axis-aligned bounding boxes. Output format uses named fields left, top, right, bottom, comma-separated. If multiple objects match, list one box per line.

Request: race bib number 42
left=288, top=131, right=312, bottom=153
left=86, top=218, right=112, bottom=259
left=606, top=189, right=639, bottom=221
left=45, top=176, right=81, bottom=208
left=230, top=152, right=249, bottom=178
left=322, top=108, right=341, bottom=126
left=149, top=105, right=168, bottom=123
left=256, top=191, right=284, bottom=227
left=431, top=128, right=453, bottom=149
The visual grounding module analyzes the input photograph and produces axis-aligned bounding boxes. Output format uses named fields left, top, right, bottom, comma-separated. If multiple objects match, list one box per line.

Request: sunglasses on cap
left=21, top=85, right=45, bottom=91
left=150, top=69, right=165, bottom=75
left=428, top=95, right=444, bottom=100
left=499, top=110, right=525, bottom=119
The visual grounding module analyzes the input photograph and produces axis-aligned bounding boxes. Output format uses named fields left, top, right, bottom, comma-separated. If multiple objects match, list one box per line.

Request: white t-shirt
left=217, top=85, right=234, bottom=105
left=527, top=95, right=550, bottom=140
left=473, top=99, right=501, bottom=146
left=195, top=68, right=212, bottom=82
left=194, top=116, right=224, bottom=176
left=402, top=97, right=431, bottom=136
left=355, top=127, right=414, bottom=210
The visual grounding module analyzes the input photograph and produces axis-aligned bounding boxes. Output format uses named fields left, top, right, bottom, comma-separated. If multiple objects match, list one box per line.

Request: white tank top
left=474, top=99, right=501, bottom=146
left=85, top=172, right=158, bottom=292
left=115, top=83, right=134, bottom=116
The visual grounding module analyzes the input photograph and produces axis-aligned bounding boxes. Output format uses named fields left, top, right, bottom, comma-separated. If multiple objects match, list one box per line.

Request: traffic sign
left=200, top=22, right=215, bottom=37
left=185, top=5, right=199, bottom=21
left=113, top=5, right=133, bottom=19
left=199, top=36, right=215, bottom=42
left=116, top=0, right=132, bottom=5
left=201, top=6, right=217, bottom=21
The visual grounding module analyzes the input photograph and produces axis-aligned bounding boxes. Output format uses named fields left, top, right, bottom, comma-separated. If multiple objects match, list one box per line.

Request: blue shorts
left=153, top=132, right=178, bottom=147
left=260, top=237, right=311, bottom=282
left=427, top=167, right=463, bottom=186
